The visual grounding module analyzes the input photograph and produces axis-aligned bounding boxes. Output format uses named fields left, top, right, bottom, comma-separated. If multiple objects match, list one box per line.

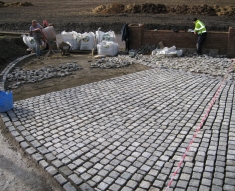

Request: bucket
left=0, top=91, right=14, bottom=112
left=129, top=50, right=137, bottom=58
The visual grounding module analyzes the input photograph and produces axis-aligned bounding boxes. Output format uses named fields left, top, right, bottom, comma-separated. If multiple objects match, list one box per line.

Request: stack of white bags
left=58, top=31, right=95, bottom=51
left=22, top=29, right=119, bottom=56
left=96, top=30, right=119, bottom=56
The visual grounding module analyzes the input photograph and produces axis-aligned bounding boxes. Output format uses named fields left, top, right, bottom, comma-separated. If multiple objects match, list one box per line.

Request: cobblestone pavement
left=1, top=66, right=235, bottom=191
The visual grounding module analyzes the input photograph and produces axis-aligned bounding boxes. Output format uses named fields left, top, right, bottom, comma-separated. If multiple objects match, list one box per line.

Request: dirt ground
left=0, top=117, right=64, bottom=191
left=8, top=53, right=150, bottom=101
left=0, top=35, right=28, bottom=69
left=0, top=0, right=235, bottom=190
left=0, top=0, right=235, bottom=33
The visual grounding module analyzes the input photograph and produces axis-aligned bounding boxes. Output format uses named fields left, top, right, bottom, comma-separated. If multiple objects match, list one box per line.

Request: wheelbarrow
left=59, top=41, right=71, bottom=56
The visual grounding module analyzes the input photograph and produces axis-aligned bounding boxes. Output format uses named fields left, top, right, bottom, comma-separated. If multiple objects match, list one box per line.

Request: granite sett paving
left=1, top=67, right=235, bottom=191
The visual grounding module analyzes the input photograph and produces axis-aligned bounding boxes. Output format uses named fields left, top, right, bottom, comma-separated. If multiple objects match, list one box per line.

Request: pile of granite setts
left=6, top=62, right=82, bottom=89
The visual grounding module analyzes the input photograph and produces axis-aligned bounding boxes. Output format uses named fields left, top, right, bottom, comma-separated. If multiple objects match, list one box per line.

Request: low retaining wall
left=128, top=24, right=235, bottom=57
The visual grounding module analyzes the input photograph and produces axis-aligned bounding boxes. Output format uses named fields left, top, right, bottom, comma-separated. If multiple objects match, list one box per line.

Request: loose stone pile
left=7, top=62, right=82, bottom=89
left=91, top=53, right=234, bottom=82
left=91, top=56, right=133, bottom=69
left=136, top=44, right=158, bottom=55
left=133, top=54, right=235, bottom=81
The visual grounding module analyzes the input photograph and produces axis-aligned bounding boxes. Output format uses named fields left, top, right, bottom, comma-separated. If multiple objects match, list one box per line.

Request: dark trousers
left=197, top=32, right=207, bottom=55
left=125, top=39, right=130, bottom=52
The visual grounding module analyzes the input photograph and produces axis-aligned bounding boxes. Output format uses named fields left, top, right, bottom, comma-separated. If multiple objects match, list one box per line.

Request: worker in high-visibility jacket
left=193, top=18, right=207, bottom=55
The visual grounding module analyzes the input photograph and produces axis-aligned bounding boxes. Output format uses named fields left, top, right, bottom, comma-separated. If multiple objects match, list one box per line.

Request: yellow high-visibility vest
left=194, top=20, right=207, bottom=34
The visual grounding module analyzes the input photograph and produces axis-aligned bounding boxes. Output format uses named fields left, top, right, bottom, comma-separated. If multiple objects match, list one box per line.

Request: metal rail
left=0, top=31, right=29, bottom=36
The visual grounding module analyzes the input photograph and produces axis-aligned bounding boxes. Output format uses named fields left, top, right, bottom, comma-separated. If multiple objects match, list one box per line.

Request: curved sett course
left=0, top=55, right=235, bottom=191
left=0, top=53, right=35, bottom=90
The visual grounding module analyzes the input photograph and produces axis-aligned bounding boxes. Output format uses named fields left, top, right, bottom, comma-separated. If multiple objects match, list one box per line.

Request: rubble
left=92, top=3, right=125, bottom=14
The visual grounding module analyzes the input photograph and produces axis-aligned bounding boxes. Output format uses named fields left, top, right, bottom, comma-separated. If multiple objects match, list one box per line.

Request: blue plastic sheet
left=0, top=91, right=14, bottom=112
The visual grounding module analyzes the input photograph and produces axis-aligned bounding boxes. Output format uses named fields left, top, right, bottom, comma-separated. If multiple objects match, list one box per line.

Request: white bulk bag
left=56, top=34, right=64, bottom=48
left=42, top=26, right=56, bottom=40
left=96, top=30, right=116, bottom=44
left=97, top=41, right=119, bottom=56
left=61, top=31, right=73, bottom=48
left=102, top=31, right=116, bottom=42
left=71, top=31, right=82, bottom=50
left=80, top=32, right=95, bottom=50
left=60, top=31, right=78, bottom=50
left=22, top=34, right=36, bottom=49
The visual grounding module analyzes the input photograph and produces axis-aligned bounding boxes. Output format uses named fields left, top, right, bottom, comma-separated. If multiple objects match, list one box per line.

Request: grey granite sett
left=14, top=136, right=24, bottom=143
left=223, top=185, right=235, bottom=191
left=225, top=178, right=235, bottom=186
left=25, top=147, right=36, bottom=155
left=52, top=159, right=64, bottom=168
left=20, top=136, right=31, bottom=145
left=46, top=165, right=58, bottom=176
left=7, top=125, right=15, bottom=132
left=39, top=160, right=49, bottom=169
left=68, top=174, right=83, bottom=185
left=189, top=179, right=200, bottom=187
left=63, top=182, right=77, bottom=191
left=11, top=131, right=20, bottom=137
left=54, top=174, right=67, bottom=185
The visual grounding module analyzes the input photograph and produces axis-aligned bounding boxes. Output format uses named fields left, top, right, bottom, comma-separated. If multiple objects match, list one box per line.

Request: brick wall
left=128, top=24, right=235, bottom=57
left=227, top=27, right=235, bottom=58
left=128, top=24, right=144, bottom=49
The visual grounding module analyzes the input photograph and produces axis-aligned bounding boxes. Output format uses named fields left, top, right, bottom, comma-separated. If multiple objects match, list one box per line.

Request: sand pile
left=214, top=5, right=235, bottom=16
left=92, top=3, right=235, bottom=16
left=0, top=1, right=33, bottom=7
left=122, top=4, right=141, bottom=14
left=92, top=3, right=125, bottom=14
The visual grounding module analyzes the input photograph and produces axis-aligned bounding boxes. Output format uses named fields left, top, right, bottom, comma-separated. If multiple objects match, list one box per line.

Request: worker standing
left=193, top=18, right=207, bottom=55
left=42, top=20, right=49, bottom=50
left=29, top=20, right=43, bottom=59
